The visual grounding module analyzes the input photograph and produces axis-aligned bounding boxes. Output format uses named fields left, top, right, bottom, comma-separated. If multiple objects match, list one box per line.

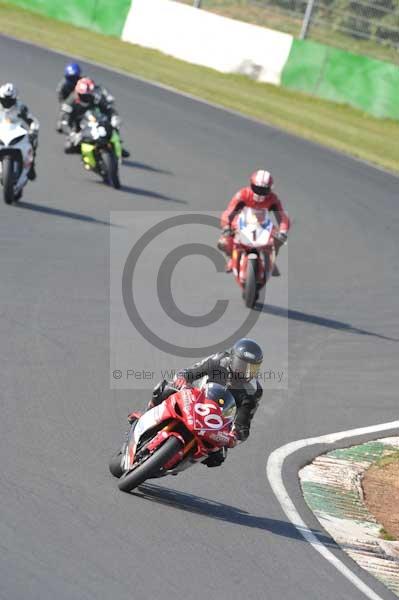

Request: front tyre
left=101, top=150, right=120, bottom=189
left=109, top=449, right=124, bottom=478
left=2, top=157, right=14, bottom=204
left=118, top=436, right=183, bottom=493
left=244, top=257, right=258, bottom=308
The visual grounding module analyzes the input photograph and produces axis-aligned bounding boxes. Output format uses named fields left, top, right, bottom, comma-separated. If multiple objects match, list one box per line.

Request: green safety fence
left=281, top=39, right=399, bottom=120
left=7, top=0, right=132, bottom=37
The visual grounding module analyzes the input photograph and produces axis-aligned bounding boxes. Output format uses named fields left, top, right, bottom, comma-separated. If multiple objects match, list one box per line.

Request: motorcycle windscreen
left=237, top=207, right=273, bottom=247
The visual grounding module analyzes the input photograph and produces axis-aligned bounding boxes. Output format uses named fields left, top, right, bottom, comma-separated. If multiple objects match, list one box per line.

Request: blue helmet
left=64, top=63, right=81, bottom=81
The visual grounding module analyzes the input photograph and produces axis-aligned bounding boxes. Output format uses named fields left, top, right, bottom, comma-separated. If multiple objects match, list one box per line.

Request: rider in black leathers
left=56, top=62, right=82, bottom=132
left=63, top=77, right=130, bottom=157
left=146, top=339, right=263, bottom=467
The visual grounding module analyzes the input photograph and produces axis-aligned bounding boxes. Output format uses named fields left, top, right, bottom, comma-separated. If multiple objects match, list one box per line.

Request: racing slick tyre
left=109, top=449, right=124, bottom=478
left=2, top=157, right=14, bottom=205
left=101, top=151, right=120, bottom=189
left=118, top=436, right=183, bottom=493
left=244, top=257, right=258, bottom=308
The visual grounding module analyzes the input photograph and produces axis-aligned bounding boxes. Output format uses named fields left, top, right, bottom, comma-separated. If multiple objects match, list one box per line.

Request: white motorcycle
left=0, top=112, right=34, bottom=204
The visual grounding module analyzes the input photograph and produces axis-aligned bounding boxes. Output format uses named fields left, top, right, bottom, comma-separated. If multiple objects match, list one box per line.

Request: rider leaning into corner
left=128, top=338, right=264, bottom=468
left=218, top=169, right=291, bottom=276
left=0, top=82, right=39, bottom=181
left=59, top=68, right=130, bottom=157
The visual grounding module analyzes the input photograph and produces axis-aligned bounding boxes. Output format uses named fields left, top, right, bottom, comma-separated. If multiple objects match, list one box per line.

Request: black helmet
left=230, top=338, right=263, bottom=382
left=204, top=382, right=236, bottom=423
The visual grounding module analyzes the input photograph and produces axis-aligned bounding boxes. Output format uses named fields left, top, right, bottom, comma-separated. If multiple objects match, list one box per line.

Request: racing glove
left=274, top=231, right=288, bottom=247
left=28, top=121, right=39, bottom=148
left=218, top=228, right=234, bottom=252
left=111, top=114, right=121, bottom=129
left=70, top=131, right=82, bottom=146
left=173, top=376, right=188, bottom=389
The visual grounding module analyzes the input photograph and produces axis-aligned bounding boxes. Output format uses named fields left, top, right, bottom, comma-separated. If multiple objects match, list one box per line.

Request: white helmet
left=250, top=169, right=274, bottom=202
left=0, top=83, right=17, bottom=109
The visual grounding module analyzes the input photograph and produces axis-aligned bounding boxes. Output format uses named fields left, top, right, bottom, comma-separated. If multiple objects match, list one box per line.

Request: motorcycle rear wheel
left=2, top=157, right=14, bottom=205
left=244, top=257, right=258, bottom=308
left=118, top=436, right=183, bottom=493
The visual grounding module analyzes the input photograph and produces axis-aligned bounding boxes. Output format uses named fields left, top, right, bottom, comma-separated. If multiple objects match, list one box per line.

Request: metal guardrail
left=302, top=0, right=399, bottom=46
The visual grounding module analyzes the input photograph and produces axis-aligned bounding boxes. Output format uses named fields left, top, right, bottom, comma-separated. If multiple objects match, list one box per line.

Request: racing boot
left=225, top=258, right=233, bottom=273
left=272, top=264, right=281, bottom=277
left=64, top=140, right=80, bottom=154
left=27, top=163, right=37, bottom=181
left=202, top=448, right=227, bottom=467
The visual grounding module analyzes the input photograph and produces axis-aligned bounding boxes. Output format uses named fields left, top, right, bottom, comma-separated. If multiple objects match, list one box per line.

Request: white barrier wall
left=122, top=0, right=293, bottom=85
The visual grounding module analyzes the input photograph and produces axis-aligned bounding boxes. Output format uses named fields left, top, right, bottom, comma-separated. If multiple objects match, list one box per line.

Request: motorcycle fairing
left=111, top=130, right=122, bottom=159
left=123, top=403, right=171, bottom=471
left=236, top=207, right=274, bottom=248
left=123, top=388, right=236, bottom=473
left=0, top=115, right=28, bottom=145
left=133, top=403, right=168, bottom=446
left=0, top=117, right=33, bottom=192
left=232, top=206, right=277, bottom=289
left=81, top=142, right=96, bottom=168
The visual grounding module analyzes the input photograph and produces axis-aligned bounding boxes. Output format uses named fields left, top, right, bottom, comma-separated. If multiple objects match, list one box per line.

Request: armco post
left=300, top=0, right=316, bottom=39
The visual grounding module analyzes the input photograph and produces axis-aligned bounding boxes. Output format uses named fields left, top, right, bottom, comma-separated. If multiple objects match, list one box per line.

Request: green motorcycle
left=79, top=110, right=122, bottom=189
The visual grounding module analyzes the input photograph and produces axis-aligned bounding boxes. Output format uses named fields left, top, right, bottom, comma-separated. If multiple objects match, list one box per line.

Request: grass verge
left=0, top=1, right=398, bottom=173
left=364, top=451, right=399, bottom=542
left=376, top=450, right=399, bottom=468
left=380, top=527, right=397, bottom=542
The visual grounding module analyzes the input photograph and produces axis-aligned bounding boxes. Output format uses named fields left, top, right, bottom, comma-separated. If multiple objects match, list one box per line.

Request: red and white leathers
left=220, top=186, right=291, bottom=256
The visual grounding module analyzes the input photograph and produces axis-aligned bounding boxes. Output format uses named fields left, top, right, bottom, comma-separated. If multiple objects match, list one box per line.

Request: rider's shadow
left=121, top=159, right=173, bottom=175
left=254, top=302, right=399, bottom=342
left=132, top=483, right=336, bottom=548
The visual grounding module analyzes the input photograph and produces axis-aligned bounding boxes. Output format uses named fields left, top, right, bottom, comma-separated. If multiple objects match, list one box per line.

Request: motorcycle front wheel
left=101, top=150, right=120, bottom=189
left=2, top=157, right=14, bottom=205
left=244, top=257, right=258, bottom=308
left=109, top=449, right=124, bottom=478
left=118, top=436, right=183, bottom=493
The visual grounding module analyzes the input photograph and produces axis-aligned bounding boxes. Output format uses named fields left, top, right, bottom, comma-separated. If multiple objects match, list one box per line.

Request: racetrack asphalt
left=0, top=35, right=398, bottom=600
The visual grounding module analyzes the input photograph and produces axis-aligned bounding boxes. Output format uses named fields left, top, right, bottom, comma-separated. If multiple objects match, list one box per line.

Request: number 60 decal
left=194, top=403, right=223, bottom=430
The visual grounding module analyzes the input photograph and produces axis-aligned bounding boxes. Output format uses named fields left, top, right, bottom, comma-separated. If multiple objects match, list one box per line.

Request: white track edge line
left=267, top=420, right=399, bottom=600
left=1, top=31, right=398, bottom=180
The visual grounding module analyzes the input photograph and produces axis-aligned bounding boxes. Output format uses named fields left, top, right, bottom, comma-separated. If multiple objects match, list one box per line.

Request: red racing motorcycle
left=109, top=380, right=237, bottom=493
left=231, top=206, right=278, bottom=308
